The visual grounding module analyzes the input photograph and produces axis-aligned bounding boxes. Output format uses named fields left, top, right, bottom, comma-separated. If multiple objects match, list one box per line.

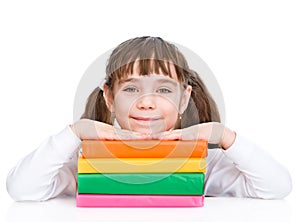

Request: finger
left=113, top=129, right=149, bottom=140
left=181, top=125, right=201, bottom=140
left=151, top=130, right=182, bottom=140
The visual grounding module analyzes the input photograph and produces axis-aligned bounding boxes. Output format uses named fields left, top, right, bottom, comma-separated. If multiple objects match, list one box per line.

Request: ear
left=103, top=84, right=115, bottom=113
left=179, top=85, right=192, bottom=114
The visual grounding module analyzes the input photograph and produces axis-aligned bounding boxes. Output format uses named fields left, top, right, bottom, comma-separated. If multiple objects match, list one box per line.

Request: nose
left=136, top=95, right=156, bottom=110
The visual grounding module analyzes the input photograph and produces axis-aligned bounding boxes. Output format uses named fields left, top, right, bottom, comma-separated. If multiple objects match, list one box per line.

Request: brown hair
left=81, top=36, right=220, bottom=127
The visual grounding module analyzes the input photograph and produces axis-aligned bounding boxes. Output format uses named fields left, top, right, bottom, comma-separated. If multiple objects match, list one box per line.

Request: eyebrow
left=118, top=78, right=138, bottom=84
left=156, top=79, right=179, bottom=88
left=119, top=77, right=179, bottom=87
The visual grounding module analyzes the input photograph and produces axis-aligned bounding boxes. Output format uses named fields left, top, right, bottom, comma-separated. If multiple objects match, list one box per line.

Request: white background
left=0, top=0, right=299, bottom=221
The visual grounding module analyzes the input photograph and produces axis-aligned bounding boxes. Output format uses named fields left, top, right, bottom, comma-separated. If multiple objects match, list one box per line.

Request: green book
left=78, top=173, right=204, bottom=195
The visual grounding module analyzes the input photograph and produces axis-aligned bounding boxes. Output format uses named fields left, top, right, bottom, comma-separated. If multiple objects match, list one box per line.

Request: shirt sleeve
left=205, top=134, right=292, bottom=199
left=6, top=126, right=82, bottom=201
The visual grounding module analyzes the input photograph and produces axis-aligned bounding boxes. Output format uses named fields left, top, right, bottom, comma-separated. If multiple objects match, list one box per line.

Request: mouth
left=130, top=116, right=162, bottom=124
left=129, top=116, right=166, bottom=133
left=131, top=116, right=161, bottom=121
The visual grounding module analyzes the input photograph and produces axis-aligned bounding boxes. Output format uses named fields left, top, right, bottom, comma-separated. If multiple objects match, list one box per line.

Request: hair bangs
left=114, top=59, right=186, bottom=80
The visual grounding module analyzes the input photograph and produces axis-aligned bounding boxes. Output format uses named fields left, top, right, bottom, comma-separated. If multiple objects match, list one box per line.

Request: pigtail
left=80, top=87, right=113, bottom=125
left=181, top=70, right=221, bottom=128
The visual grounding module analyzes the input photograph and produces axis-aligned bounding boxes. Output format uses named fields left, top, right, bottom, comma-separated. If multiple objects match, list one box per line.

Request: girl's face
left=104, top=69, right=192, bottom=135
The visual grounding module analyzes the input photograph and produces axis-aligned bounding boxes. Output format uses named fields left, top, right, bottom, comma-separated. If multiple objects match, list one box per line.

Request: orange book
left=82, top=140, right=208, bottom=158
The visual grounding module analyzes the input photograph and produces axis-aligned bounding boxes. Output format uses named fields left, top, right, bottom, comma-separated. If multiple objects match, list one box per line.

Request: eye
left=157, top=88, right=172, bottom=93
left=123, top=87, right=139, bottom=93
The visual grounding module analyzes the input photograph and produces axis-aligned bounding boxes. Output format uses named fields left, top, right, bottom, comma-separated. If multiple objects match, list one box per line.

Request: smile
left=130, top=116, right=162, bottom=125
left=131, top=116, right=161, bottom=121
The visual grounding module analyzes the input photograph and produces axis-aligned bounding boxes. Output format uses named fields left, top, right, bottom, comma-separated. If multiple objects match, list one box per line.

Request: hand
left=151, top=122, right=236, bottom=150
left=70, top=119, right=148, bottom=140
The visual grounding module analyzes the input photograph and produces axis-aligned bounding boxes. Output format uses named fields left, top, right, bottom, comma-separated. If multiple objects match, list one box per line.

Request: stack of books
left=76, top=139, right=208, bottom=207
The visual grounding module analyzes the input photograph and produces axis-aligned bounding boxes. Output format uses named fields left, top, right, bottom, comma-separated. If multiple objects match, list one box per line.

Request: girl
left=6, top=36, right=292, bottom=201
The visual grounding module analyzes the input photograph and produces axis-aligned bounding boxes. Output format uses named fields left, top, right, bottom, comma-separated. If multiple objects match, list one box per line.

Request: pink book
left=76, top=194, right=204, bottom=207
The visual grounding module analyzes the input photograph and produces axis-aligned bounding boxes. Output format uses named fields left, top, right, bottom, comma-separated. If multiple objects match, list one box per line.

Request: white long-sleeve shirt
left=6, top=126, right=292, bottom=201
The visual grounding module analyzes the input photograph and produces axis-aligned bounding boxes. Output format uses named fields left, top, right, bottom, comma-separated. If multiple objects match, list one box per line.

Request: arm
left=6, top=126, right=81, bottom=201
left=6, top=119, right=147, bottom=201
left=155, top=122, right=292, bottom=199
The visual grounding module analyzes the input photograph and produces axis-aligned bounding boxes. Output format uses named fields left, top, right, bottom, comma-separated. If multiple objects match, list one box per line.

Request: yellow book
left=78, top=157, right=206, bottom=173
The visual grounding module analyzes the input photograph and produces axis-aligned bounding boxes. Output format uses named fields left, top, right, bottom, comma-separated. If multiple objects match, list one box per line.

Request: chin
left=131, top=126, right=165, bottom=135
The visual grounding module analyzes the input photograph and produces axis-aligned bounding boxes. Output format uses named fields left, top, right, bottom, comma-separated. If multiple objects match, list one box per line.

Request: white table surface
left=2, top=195, right=297, bottom=222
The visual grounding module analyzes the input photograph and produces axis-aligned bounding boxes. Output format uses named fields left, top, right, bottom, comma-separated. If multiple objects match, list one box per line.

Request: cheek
left=114, top=99, right=131, bottom=116
left=158, top=95, right=181, bottom=112
left=114, top=92, right=136, bottom=112
left=113, top=95, right=137, bottom=129
left=158, top=99, right=180, bottom=124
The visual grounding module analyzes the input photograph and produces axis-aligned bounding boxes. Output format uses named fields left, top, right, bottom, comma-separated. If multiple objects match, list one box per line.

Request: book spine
left=78, top=157, right=206, bottom=173
left=82, top=140, right=208, bottom=158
